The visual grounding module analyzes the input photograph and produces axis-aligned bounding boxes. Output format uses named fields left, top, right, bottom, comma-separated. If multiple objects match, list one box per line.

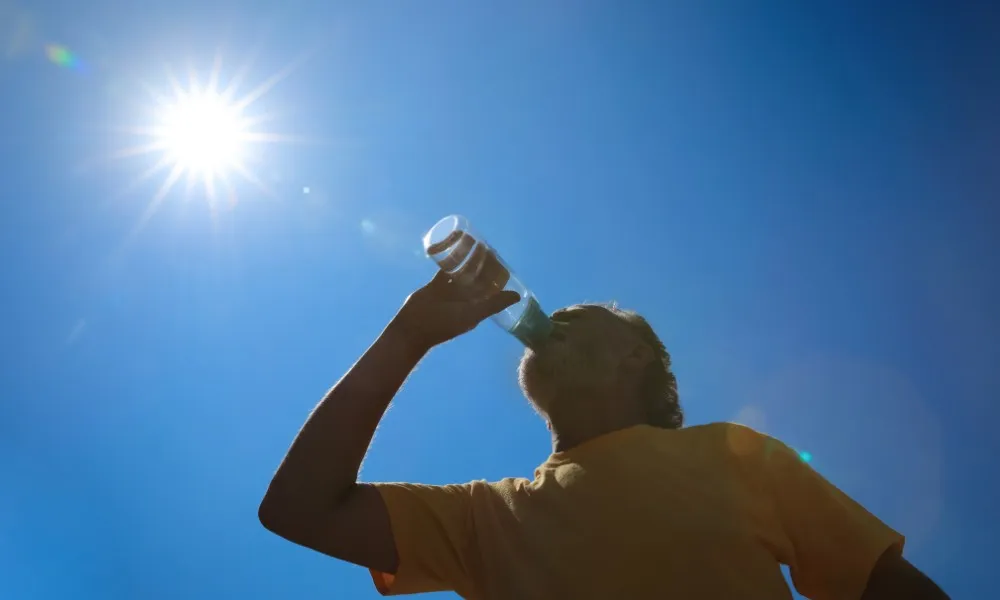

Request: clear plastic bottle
left=422, top=215, right=553, bottom=347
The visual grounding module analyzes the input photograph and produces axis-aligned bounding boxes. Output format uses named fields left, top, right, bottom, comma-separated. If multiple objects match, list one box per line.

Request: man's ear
left=623, top=342, right=654, bottom=372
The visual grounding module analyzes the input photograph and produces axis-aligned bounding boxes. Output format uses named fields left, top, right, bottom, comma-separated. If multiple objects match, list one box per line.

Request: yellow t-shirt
left=370, top=423, right=903, bottom=599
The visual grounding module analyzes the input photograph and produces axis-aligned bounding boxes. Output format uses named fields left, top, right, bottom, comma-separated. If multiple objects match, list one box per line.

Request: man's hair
left=610, top=308, right=683, bottom=429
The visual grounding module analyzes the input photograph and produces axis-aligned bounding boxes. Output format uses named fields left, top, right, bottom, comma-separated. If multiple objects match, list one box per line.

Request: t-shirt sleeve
left=762, top=437, right=905, bottom=600
left=369, top=482, right=478, bottom=597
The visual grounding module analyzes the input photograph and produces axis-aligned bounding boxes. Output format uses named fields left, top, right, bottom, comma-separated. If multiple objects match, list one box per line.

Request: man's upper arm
left=259, top=483, right=399, bottom=574
left=760, top=436, right=905, bottom=600
left=259, top=481, right=477, bottom=597
left=861, top=550, right=950, bottom=600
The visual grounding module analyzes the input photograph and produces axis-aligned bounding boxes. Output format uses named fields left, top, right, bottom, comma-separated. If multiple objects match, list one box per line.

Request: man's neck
left=549, top=411, right=646, bottom=454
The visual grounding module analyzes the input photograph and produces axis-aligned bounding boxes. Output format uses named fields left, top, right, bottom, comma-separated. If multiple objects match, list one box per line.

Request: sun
left=104, top=53, right=314, bottom=241
left=157, top=90, right=246, bottom=176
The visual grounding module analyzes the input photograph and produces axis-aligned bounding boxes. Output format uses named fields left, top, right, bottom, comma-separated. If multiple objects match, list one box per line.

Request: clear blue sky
left=2, top=1, right=997, bottom=598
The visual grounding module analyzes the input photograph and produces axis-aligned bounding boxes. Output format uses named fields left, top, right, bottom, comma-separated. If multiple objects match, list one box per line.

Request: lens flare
left=45, top=44, right=83, bottom=71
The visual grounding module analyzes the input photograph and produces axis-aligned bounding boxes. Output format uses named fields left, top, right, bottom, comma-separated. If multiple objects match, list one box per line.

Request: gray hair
left=608, top=306, right=683, bottom=429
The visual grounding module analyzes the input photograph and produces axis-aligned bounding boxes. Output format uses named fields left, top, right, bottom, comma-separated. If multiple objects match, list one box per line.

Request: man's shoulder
left=674, top=421, right=788, bottom=458
left=482, top=476, right=533, bottom=495
left=391, top=477, right=531, bottom=499
left=369, top=478, right=532, bottom=517
left=427, top=477, right=534, bottom=514
left=676, top=421, right=767, bottom=441
left=683, top=421, right=764, bottom=435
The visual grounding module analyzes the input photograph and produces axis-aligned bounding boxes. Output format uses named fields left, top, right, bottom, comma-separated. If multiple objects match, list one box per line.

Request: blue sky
left=2, top=1, right=997, bottom=598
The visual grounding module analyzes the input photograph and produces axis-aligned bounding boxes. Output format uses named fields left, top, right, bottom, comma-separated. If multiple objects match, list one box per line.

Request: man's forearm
left=260, top=316, right=427, bottom=515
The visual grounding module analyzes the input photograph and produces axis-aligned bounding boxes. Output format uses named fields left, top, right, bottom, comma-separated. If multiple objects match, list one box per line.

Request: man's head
left=518, top=304, right=682, bottom=432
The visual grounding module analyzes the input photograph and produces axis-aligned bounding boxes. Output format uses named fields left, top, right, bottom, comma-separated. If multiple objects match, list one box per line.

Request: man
left=259, top=271, right=948, bottom=599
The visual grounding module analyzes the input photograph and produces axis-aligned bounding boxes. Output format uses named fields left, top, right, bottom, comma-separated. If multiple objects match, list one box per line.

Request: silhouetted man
left=259, top=272, right=948, bottom=599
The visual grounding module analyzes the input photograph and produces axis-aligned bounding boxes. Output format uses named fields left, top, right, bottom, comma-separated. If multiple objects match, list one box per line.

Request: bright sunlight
left=106, top=53, right=311, bottom=241
left=157, top=90, right=246, bottom=176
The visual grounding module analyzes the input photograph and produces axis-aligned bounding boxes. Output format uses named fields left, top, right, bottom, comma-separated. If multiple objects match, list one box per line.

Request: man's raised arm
left=257, top=271, right=518, bottom=572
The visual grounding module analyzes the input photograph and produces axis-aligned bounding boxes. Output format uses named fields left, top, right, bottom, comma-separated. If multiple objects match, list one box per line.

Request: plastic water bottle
left=423, top=215, right=553, bottom=347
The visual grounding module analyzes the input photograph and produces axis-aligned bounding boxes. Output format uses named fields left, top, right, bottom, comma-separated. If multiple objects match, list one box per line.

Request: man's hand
left=393, top=269, right=521, bottom=353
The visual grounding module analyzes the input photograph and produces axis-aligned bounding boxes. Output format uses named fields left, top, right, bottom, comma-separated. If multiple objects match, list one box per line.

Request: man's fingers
left=428, top=269, right=469, bottom=300
left=429, top=269, right=452, bottom=287
left=477, top=290, right=521, bottom=318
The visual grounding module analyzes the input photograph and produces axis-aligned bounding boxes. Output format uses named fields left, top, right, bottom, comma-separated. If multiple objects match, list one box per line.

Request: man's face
left=518, top=304, right=642, bottom=414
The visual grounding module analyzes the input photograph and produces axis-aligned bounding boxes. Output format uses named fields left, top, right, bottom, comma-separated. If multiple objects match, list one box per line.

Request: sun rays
left=108, top=51, right=309, bottom=240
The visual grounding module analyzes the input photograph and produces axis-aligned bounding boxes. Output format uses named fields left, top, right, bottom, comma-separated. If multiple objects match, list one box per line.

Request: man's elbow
left=257, top=492, right=286, bottom=534
left=257, top=486, right=343, bottom=543
left=257, top=485, right=309, bottom=539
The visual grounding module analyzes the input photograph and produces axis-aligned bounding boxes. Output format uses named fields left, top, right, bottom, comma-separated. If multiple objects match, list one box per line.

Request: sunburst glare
left=157, top=88, right=246, bottom=176
left=109, top=52, right=309, bottom=239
